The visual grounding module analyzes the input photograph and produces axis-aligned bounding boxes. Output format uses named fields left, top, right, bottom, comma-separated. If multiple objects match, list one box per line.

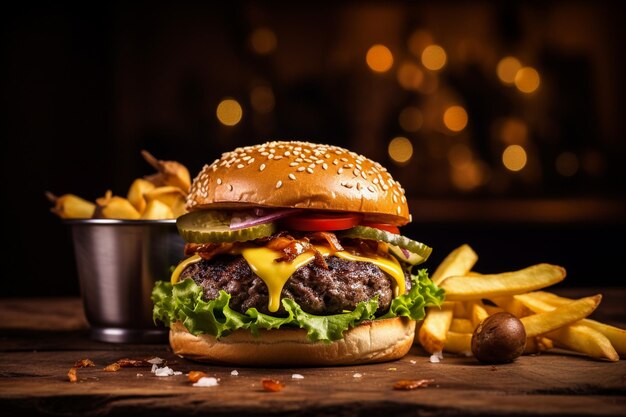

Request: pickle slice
left=387, top=244, right=427, bottom=265
left=338, top=226, right=432, bottom=264
left=177, top=210, right=276, bottom=243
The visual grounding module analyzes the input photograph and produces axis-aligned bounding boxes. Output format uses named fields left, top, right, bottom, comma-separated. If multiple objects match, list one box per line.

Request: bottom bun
left=169, top=318, right=416, bottom=366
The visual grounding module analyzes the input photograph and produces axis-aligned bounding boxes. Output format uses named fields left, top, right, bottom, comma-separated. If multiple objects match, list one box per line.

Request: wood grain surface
left=1, top=290, right=625, bottom=417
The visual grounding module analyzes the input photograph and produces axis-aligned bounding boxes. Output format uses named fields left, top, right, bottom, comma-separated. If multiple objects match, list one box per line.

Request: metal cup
left=66, top=219, right=184, bottom=343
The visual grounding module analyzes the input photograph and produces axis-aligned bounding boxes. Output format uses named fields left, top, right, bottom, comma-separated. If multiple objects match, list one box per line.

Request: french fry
left=141, top=150, right=191, bottom=192
left=516, top=293, right=626, bottom=356
left=431, top=244, right=478, bottom=285
left=94, top=191, right=141, bottom=220
left=452, top=302, right=471, bottom=319
left=491, top=296, right=532, bottom=318
left=548, top=324, right=619, bottom=362
left=127, top=178, right=155, bottom=214
left=45, top=192, right=96, bottom=219
left=524, top=337, right=554, bottom=354
left=444, top=332, right=472, bottom=355
left=141, top=199, right=174, bottom=220
left=440, top=264, right=566, bottom=301
left=144, top=186, right=187, bottom=218
left=520, top=295, right=601, bottom=338
left=450, top=318, right=474, bottom=334
left=470, top=302, right=490, bottom=327
left=418, top=303, right=454, bottom=354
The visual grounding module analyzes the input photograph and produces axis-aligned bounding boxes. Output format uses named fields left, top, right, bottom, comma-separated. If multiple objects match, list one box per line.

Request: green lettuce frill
left=152, top=269, right=444, bottom=343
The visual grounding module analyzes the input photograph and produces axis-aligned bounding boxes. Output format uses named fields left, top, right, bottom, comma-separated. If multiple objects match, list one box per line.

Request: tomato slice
left=360, top=222, right=401, bottom=235
left=281, top=213, right=362, bottom=231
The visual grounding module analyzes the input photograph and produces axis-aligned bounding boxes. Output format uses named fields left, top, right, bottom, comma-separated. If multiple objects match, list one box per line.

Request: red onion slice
left=400, top=247, right=411, bottom=259
left=229, top=209, right=303, bottom=230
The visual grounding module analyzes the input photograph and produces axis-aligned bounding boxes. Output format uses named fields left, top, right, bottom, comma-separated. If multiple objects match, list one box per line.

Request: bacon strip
left=185, top=242, right=235, bottom=261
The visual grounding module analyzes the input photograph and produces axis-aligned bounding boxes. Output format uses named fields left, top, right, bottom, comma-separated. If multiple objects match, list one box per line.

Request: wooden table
left=1, top=290, right=625, bottom=416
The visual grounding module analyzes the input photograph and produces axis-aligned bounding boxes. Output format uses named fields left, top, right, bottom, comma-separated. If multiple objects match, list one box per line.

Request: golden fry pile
left=418, top=244, right=624, bottom=362
left=47, top=151, right=190, bottom=220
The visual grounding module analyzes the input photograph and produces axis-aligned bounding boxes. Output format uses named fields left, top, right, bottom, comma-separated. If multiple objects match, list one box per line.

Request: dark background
left=2, top=1, right=625, bottom=297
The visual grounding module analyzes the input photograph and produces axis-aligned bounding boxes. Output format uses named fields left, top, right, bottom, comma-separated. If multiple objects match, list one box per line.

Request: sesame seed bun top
left=186, top=141, right=410, bottom=225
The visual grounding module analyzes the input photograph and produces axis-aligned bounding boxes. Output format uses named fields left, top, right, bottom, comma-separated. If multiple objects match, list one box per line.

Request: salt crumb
left=231, top=370, right=239, bottom=376
left=387, top=367, right=397, bottom=371
left=152, top=365, right=183, bottom=377
left=151, top=364, right=157, bottom=373
left=147, top=357, right=163, bottom=365
left=460, top=351, right=473, bottom=357
left=193, top=377, right=219, bottom=387
left=292, top=374, right=304, bottom=379
left=410, top=360, right=417, bottom=365
left=353, top=373, right=362, bottom=378
left=429, top=351, right=444, bottom=363
left=136, top=373, right=143, bottom=377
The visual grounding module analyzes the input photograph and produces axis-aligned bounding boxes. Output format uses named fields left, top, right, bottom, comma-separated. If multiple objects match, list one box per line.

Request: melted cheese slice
left=241, top=246, right=405, bottom=313
left=171, top=254, right=202, bottom=284
left=170, top=246, right=406, bottom=313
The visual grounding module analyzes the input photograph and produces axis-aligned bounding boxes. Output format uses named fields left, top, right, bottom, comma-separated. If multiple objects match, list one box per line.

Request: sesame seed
left=343, top=183, right=353, bottom=188
left=242, top=156, right=251, bottom=161
left=353, top=169, right=359, bottom=177
left=401, top=196, right=406, bottom=203
left=289, top=173, right=296, bottom=180
left=268, top=154, right=274, bottom=159
left=335, top=150, right=342, bottom=154
left=322, top=163, right=328, bottom=170
left=367, top=186, right=375, bottom=192
left=217, top=178, right=222, bottom=185
left=259, top=164, right=266, bottom=171
left=382, top=184, right=389, bottom=191
left=247, top=158, right=255, bottom=164
left=228, top=184, right=233, bottom=191
left=306, top=168, right=314, bottom=174
left=308, top=163, right=315, bottom=169
left=338, top=168, right=344, bottom=174
left=296, top=158, right=303, bottom=162
left=315, top=159, right=323, bottom=164
left=261, top=152, right=269, bottom=156
left=341, top=158, right=348, bottom=162
left=274, top=155, right=283, bottom=160
left=325, top=154, right=330, bottom=159
left=333, top=159, right=339, bottom=165
left=237, top=164, right=244, bottom=169
left=269, top=149, right=276, bottom=153
left=393, top=195, right=398, bottom=203
left=284, top=151, right=291, bottom=156
left=289, top=162, right=299, bottom=167
left=212, top=165, right=217, bottom=172
left=397, top=206, right=401, bottom=214
left=297, top=166, right=305, bottom=172
left=276, top=180, right=283, bottom=189
left=356, top=182, right=362, bottom=191
left=304, top=158, right=312, bottom=163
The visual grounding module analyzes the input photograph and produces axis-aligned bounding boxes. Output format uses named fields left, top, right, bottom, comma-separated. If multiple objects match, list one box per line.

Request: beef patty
left=180, top=255, right=411, bottom=316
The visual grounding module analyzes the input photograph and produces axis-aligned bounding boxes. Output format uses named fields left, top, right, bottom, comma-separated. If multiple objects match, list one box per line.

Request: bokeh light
left=502, top=145, right=527, bottom=171
left=250, top=85, right=275, bottom=114
left=366, top=44, right=394, bottom=73
left=500, top=118, right=528, bottom=145
left=398, top=107, right=423, bottom=132
left=451, top=161, right=489, bottom=191
left=216, top=99, right=243, bottom=126
left=421, top=45, right=447, bottom=71
left=496, top=56, right=522, bottom=85
left=443, top=106, right=468, bottom=132
left=408, top=30, right=434, bottom=57
left=397, top=61, right=424, bottom=90
left=250, top=27, right=277, bottom=55
left=555, top=152, right=580, bottom=177
left=388, top=137, right=413, bottom=165
left=514, top=67, right=541, bottom=93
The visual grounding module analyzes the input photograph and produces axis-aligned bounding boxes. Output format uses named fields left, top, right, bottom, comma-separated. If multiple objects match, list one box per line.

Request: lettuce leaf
left=152, top=269, right=444, bottom=343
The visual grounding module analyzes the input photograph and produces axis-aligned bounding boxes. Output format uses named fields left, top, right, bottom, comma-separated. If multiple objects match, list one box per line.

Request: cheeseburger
left=152, top=141, right=444, bottom=366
